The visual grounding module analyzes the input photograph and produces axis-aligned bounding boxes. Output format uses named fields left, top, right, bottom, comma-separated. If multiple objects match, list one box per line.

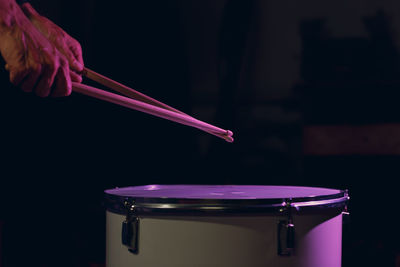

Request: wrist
left=0, top=0, right=34, bottom=35
left=0, top=1, right=19, bottom=38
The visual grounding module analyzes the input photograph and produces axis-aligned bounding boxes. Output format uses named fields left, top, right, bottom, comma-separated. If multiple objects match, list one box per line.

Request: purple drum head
left=105, top=185, right=341, bottom=200
left=105, top=185, right=349, bottom=214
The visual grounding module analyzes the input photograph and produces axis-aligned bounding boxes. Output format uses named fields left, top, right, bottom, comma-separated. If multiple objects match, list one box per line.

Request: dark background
left=1, top=0, right=400, bottom=266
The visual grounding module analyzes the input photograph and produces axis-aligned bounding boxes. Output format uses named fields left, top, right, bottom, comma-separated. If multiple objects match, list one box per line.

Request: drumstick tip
left=225, top=136, right=234, bottom=142
left=224, top=131, right=234, bottom=142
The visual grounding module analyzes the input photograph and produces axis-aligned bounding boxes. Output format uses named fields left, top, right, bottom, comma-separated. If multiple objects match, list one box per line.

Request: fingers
left=22, top=7, right=85, bottom=74
left=8, top=64, right=42, bottom=92
left=34, top=61, right=58, bottom=97
left=68, top=46, right=84, bottom=73
left=20, top=3, right=85, bottom=74
left=6, top=58, right=73, bottom=97
left=20, top=3, right=39, bottom=18
left=66, top=50, right=83, bottom=73
left=20, top=64, right=42, bottom=92
left=50, top=59, right=72, bottom=97
left=35, top=57, right=72, bottom=97
left=68, top=40, right=84, bottom=68
left=70, top=71, right=82, bottom=83
left=9, top=67, right=29, bottom=87
left=8, top=56, right=74, bottom=98
left=55, top=41, right=83, bottom=73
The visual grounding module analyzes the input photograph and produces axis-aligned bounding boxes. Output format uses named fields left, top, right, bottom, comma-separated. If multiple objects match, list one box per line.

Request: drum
left=104, top=185, right=349, bottom=267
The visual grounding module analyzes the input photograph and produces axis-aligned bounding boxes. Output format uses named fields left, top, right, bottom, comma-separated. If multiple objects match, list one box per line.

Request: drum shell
left=106, top=208, right=343, bottom=267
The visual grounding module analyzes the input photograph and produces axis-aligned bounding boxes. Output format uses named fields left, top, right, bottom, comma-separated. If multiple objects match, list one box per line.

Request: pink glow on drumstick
left=83, top=68, right=187, bottom=116
left=72, top=82, right=233, bottom=142
left=79, top=68, right=234, bottom=142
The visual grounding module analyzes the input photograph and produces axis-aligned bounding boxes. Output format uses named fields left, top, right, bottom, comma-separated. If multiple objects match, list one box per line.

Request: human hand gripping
left=20, top=3, right=84, bottom=83
left=0, top=0, right=77, bottom=97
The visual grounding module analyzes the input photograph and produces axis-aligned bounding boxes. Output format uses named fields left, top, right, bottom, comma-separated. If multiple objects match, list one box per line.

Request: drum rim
left=104, top=185, right=350, bottom=214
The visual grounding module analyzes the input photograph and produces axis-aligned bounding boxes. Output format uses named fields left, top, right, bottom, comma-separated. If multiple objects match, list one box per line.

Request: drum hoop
left=104, top=187, right=349, bottom=215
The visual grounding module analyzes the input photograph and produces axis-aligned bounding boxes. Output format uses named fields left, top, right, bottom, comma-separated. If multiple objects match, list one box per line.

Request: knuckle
left=61, top=56, right=69, bottom=66
left=70, top=38, right=79, bottom=46
left=10, top=69, right=26, bottom=84
left=75, top=43, right=82, bottom=52
left=10, top=76, right=19, bottom=85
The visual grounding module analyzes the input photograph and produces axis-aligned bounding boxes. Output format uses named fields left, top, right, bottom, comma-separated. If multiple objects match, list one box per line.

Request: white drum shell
left=106, top=210, right=343, bottom=267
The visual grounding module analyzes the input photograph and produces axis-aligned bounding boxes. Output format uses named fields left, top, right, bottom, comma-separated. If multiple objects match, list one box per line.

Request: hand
left=0, top=2, right=72, bottom=97
left=21, top=3, right=84, bottom=83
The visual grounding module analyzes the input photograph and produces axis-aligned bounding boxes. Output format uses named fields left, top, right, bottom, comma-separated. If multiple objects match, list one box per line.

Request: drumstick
left=81, top=68, right=233, bottom=141
left=82, top=68, right=187, bottom=116
left=82, top=68, right=215, bottom=137
left=72, top=82, right=234, bottom=142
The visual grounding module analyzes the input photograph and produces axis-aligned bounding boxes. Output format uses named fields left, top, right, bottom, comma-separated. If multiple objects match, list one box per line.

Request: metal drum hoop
left=104, top=185, right=349, bottom=215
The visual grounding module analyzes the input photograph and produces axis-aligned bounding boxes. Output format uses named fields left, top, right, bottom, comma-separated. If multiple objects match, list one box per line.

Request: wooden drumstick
left=80, top=68, right=233, bottom=142
left=72, top=82, right=234, bottom=142
left=82, top=68, right=187, bottom=116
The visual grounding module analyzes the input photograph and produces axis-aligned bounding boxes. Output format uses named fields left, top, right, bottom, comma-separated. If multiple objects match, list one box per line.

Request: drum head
left=106, top=185, right=341, bottom=199
left=105, top=185, right=349, bottom=214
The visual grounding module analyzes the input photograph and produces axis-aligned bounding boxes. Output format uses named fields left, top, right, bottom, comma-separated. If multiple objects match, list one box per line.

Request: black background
left=1, top=0, right=400, bottom=266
